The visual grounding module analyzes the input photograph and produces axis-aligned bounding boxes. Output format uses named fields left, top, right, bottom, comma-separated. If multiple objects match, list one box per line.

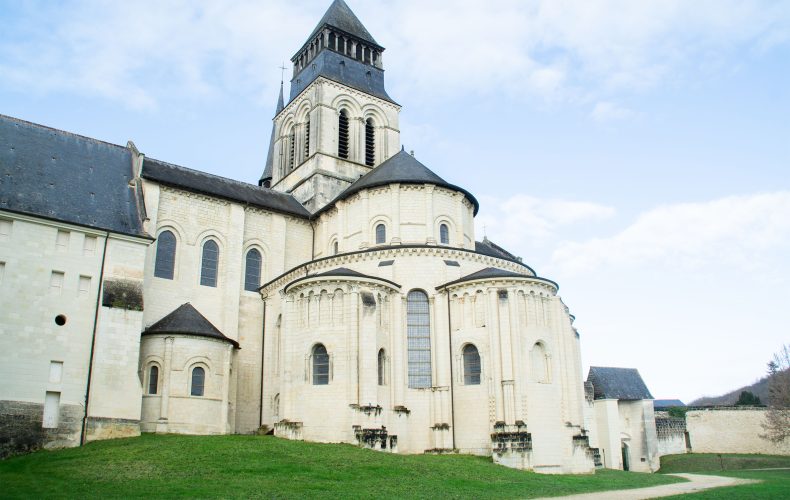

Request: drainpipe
left=80, top=231, right=110, bottom=445
left=258, top=300, right=267, bottom=429
left=446, top=291, right=456, bottom=449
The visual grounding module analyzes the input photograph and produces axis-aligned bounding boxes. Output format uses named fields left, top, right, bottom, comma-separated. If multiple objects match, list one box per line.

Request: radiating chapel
left=0, top=0, right=659, bottom=473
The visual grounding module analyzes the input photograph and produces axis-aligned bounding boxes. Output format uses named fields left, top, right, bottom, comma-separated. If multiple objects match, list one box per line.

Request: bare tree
left=761, top=344, right=790, bottom=443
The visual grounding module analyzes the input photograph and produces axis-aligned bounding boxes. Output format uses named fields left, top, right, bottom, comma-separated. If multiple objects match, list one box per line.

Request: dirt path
left=535, top=473, right=759, bottom=499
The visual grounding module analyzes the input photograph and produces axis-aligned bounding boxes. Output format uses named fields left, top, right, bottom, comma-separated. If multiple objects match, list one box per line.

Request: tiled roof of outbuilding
left=316, top=149, right=479, bottom=216
left=142, top=157, right=310, bottom=218
left=587, top=367, right=654, bottom=401
left=0, top=114, right=147, bottom=237
left=142, top=303, right=239, bottom=348
left=653, top=399, right=686, bottom=408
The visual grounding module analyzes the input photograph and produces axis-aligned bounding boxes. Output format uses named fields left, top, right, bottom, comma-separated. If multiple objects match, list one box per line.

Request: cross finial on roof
left=279, top=63, right=287, bottom=83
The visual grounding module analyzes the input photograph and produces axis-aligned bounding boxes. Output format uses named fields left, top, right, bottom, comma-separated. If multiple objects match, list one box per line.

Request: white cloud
left=475, top=194, right=616, bottom=253
left=1, top=0, right=788, bottom=109
left=552, top=192, right=790, bottom=275
left=591, top=101, right=634, bottom=122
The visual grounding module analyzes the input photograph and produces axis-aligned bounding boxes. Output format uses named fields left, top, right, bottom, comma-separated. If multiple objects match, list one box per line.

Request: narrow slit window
left=148, top=365, right=159, bottom=395
left=304, top=120, right=310, bottom=159
left=244, top=249, right=262, bottom=292
left=200, top=240, right=219, bottom=287
left=289, top=131, right=296, bottom=170
left=463, top=344, right=481, bottom=385
left=365, top=118, right=375, bottom=166
left=333, top=241, right=339, bottom=255
left=338, top=110, right=349, bottom=159
left=378, top=348, right=386, bottom=386
left=154, top=230, right=176, bottom=279
left=191, top=366, right=205, bottom=396
left=375, top=224, right=386, bottom=244
left=312, top=344, right=329, bottom=385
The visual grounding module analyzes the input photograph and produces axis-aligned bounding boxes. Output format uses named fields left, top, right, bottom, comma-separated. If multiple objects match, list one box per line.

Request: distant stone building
left=0, top=0, right=659, bottom=472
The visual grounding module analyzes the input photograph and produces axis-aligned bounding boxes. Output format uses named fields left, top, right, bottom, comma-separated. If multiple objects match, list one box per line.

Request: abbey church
left=0, top=0, right=659, bottom=473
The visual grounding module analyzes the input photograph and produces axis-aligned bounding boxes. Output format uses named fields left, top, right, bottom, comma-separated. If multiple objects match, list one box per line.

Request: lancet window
left=154, top=230, right=176, bottom=279
left=407, top=290, right=431, bottom=389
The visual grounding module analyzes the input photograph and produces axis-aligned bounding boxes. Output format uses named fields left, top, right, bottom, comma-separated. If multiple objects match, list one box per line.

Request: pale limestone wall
left=589, top=399, right=659, bottom=472
left=260, top=247, right=593, bottom=473
left=314, top=184, right=476, bottom=256
left=140, top=334, right=235, bottom=434
left=140, top=180, right=312, bottom=435
left=0, top=211, right=148, bottom=454
left=686, top=408, right=790, bottom=455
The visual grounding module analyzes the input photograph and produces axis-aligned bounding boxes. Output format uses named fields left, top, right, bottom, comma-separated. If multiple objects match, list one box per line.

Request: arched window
left=289, top=130, right=296, bottom=171
left=154, top=230, right=176, bottom=279
left=378, top=348, right=386, bottom=386
left=532, top=342, right=549, bottom=383
left=365, top=118, right=375, bottom=166
left=338, top=110, right=349, bottom=159
left=333, top=241, right=339, bottom=255
left=244, top=249, right=262, bottom=292
left=439, top=223, right=449, bottom=245
left=200, top=240, right=219, bottom=287
left=375, top=224, right=386, bottom=244
left=463, top=344, right=481, bottom=385
left=407, top=290, right=431, bottom=388
left=148, top=365, right=159, bottom=395
left=312, top=344, right=329, bottom=385
left=191, top=366, right=205, bottom=396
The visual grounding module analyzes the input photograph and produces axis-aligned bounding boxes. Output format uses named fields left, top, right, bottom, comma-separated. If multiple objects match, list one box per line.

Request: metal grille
left=289, top=132, right=295, bottom=170
left=154, top=230, right=176, bottom=279
left=191, top=367, right=205, bottom=396
left=200, top=240, right=218, bottom=287
left=313, top=344, right=329, bottom=385
left=338, top=110, right=349, bottom=159
left=463, top=344, right=481, bottom=385
left=304, top=121, right=310, bottom=159
left=244, top=249, right=261, bottom=292
left=407, top=290, right=431, bottom=388
left=365, top=119, right=375, bottom=166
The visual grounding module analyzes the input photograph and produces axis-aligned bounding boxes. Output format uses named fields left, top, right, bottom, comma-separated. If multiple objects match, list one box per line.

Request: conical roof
left=317, top=149, right=479, bottom=215
left=142, top=303, right=239, bottom=348
left=259, top=82, right=285, bottom=187
left=306, top=0, right=379, bottom=49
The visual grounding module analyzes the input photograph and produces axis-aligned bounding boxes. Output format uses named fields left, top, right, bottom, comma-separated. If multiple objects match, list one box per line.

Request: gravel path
left=534, top=473, right=759, bottom=499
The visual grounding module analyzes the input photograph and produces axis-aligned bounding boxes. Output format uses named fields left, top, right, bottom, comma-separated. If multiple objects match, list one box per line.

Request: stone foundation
left=85, top=416, right=140, bottom=442
left=0, top=400, right=82, bottom=458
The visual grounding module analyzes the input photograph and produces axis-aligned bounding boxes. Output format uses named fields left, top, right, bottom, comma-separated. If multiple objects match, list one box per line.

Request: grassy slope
left=659, top=453, right=790, bottom=499
left=0, top=434, right=682, bottom=499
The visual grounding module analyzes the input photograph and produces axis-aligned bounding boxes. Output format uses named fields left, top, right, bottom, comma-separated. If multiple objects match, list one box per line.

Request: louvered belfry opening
left=338, top=110, right=349, bottom=159
left=365, top=118, right=375, bottom=166
left=304, top=121, right=310, bottom=160
left=289, top=131, right=296, bottom=170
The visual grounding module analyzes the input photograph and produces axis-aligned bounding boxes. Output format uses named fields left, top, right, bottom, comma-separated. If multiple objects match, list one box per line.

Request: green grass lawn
left=658, top=453, right=790, bottom=499
left=0, top=434, right=683, bottom=499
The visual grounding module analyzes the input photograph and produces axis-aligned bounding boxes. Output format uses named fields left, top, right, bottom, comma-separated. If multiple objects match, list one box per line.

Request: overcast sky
left=2, top=0, right=788, bottom=403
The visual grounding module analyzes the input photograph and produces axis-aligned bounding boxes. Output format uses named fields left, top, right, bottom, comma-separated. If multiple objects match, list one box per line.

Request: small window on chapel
left=375, top=224, right=386, bottom=245
left=440, top=223, right=449, bottom=245
left=191, top=366, right=205, bottom=396
left=148, top=365, right=159, bottom=395
left=312, top=344, right=330, bottom=385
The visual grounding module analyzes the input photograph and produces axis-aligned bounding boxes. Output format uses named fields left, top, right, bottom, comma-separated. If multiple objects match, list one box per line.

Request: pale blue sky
left=2, top=0, right=789, bottom=402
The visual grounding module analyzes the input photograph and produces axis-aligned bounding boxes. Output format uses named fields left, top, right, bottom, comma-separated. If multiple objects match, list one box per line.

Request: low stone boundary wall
left=686, top=408, right=790, bottom=455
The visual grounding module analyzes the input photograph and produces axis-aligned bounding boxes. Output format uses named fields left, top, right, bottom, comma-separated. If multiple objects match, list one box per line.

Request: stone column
left=221, top=344, right=233, bottom=433
left=391, top=184, right=401, bottom=244
left=157, top=336, right=174, bottom=433
left=424, top=185, right=435, bottom=244
left=486, top=289, right=504, bottom=422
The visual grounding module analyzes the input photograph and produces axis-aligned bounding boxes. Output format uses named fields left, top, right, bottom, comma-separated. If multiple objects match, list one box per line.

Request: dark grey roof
left=142, top=157, right=309, bottom=219
left=587, top=367, right=654, bottom=401
left=0, top=114, right=147, bottom=237
left=283, top=266, right=400, bottom=292
left=475, top=238, right=521, bottom=261
left=437, top=267, right=536, bottom=289
left=289, top=49, right=395, bottom=104
left=316, top=149, right=478, bottom=216
left=653, top=399, right=686, bottom=409
left=142, top=303, right=239, bottom=348
left=305, top=0, right=379, bottom=49
left=259, top=83, right=285, bottom=187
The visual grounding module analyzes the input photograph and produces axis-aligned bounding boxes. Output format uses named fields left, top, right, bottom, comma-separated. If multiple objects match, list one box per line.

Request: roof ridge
left=145, top=156, right=287, bottom=195
left=0, top=113, right=130, bottom=152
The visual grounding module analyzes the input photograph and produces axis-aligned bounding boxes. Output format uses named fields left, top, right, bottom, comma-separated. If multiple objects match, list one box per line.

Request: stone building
left=0, top=0, right=657, bottom=472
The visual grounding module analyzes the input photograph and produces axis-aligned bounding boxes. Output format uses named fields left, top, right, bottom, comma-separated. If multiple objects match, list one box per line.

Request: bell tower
left=261, top=0, right=401, bottom=212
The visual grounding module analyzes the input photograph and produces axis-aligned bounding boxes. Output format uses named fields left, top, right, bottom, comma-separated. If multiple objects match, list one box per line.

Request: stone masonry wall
left=686, top=408, right=790, bottom=455
left=0, top=400, right=82, bottom=459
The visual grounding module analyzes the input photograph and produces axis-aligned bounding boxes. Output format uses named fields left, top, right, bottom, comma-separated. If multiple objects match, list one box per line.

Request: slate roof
left=316, top=149, right=479, bottom=216
left=0, top=114, right=147, bottom=237
left=142, top=303, right=239, bottom=348
left=587, top=367, right=654, bottom=401
left=284, top=266, right=400, bottom=292
left=436, top=267, right=538, bottom=289
left=259, top=82, right=285, bottom=187
left=304, top=0, right=379, bottom=50
left=142, top=157, right=310, bottom=218
left=475, top=237, right=521, bottom=261
left=653, top=399, right=686, bottom=409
